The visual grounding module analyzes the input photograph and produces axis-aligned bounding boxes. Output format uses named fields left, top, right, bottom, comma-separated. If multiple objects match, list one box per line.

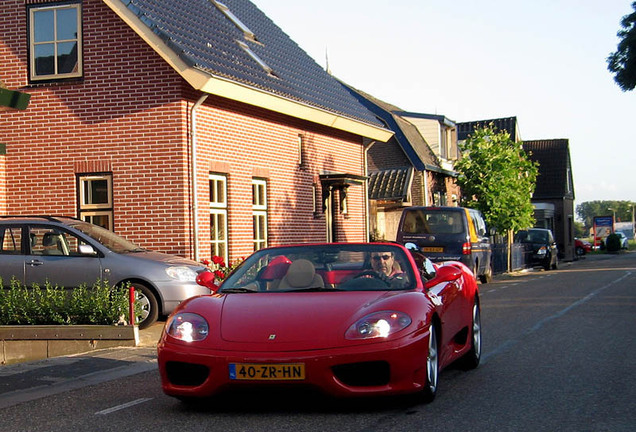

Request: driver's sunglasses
left=372, top=254, right=392, bottom=261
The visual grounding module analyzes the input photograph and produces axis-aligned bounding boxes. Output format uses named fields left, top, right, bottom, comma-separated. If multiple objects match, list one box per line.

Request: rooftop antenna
left=325, top=46, right=332, bottom=75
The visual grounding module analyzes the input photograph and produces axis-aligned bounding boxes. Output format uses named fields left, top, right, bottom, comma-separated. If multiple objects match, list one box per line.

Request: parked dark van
left=396, top=206, right=493, bottom=283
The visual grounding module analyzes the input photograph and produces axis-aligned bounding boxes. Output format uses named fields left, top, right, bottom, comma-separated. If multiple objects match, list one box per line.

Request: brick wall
left=0, top=0, right=368, bottom=261
left=367, top=137, right=410, bottom=172
left=0, top=153, right=5, bottom=214
left=192, top=97, right=367, bottom=261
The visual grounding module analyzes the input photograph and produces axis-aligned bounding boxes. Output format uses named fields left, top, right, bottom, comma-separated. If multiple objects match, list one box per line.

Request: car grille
left=165, top=361, right=210, bottom=387
left=331, top=361, right=390, bottom=387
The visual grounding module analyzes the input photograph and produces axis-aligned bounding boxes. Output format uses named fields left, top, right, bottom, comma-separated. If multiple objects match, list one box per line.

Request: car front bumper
left=157, top=329, right=431, bottom=399
left=155, top=280, right=212, bottom=315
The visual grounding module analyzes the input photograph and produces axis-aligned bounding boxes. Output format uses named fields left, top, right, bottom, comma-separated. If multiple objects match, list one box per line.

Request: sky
left=251, top=0, right=635, bottom=209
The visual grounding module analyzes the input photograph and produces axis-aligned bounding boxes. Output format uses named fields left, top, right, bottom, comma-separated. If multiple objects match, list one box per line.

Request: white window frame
left=211, top=0, right=257, bottom=41
left=298, top=134, right=304, bottom=166
left=209, top=173, right=228, bottom=259
left=252, top=178, right=268, bottom=251
left=29, top=3, right=83, bottom=81
left=78, top=174, right=113, bottom=230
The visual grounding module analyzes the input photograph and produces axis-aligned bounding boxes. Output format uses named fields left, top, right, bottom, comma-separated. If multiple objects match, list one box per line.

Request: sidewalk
left=0, top=322, right=165, bottom=409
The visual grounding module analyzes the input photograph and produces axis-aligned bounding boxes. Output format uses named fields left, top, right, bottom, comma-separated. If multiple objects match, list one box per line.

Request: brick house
left=342, top=84, right=460, bottom=241
left=523, top=139, right=576, bottom=262
left=0, top=0, right=391, bottom=263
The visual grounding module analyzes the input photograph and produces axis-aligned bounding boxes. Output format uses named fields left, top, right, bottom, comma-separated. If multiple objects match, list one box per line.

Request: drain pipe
left=363, top=140, right=376, bottom=242
left=191, top=94, right=208, bottom=262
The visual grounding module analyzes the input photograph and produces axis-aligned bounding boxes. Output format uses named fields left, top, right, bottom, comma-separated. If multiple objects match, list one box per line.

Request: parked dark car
left=515, top=228, right=558, bottom=270
left=0, top=216, right=209, bottom=328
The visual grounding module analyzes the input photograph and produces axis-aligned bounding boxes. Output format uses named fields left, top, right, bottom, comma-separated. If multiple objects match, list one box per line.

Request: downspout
left=363, top=140, right=376, bottom=242
left=190, top=94, right=208, bottom=262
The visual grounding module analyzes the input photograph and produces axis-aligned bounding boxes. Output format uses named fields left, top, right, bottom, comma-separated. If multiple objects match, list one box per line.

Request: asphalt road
left=1, top=252, right=634, bottom=431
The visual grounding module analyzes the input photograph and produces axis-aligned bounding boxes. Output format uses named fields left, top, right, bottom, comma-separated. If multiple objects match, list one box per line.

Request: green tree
left=455, top=125, right=538, bottom=234
left=455, top=125, right=538, bottom=272
left=573, top=220, right=587, bottom=238
left=607, top=2, right=636, bottom=91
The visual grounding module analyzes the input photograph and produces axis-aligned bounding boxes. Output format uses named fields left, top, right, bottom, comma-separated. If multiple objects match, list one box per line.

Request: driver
left=370, top=251, right=407, bottom=288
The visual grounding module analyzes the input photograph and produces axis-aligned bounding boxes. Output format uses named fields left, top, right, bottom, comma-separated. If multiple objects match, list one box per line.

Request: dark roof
left=523, top=139, right=575, bottom=200
left=339, top=83, right=447, bottom=173
left=457, top=117, right=520, bottom=142
left=112, top=0, right=385, bottom=129
left=368, top=167, right=413, bottom=201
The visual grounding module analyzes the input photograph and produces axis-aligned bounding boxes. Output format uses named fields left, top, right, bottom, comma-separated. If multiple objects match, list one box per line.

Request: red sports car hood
left=220, top=291, right=393, bottom=346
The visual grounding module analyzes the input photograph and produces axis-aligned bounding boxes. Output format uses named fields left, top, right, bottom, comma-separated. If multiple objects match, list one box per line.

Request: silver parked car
left=0, top=216, right=209, bottom=328
left=616, top=231, right=629, bottom=249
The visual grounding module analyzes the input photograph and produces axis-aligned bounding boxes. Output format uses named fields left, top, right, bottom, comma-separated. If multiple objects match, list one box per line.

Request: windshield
left=401, top=209, right=464, bottom=235
left=70, top=221, right=143, bottom=253
left=516, top=230, right=549, bottom=244
left=220, top=244, right=416, bottom=293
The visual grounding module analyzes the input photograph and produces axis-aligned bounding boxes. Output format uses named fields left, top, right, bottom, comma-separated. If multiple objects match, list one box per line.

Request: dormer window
left=28, top=3, right=82, bottom=82
left=211, top=0, right=258, bottom=42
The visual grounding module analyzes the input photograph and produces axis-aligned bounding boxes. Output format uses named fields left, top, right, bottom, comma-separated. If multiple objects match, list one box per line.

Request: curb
left=1, top=325, right=139, bottom=365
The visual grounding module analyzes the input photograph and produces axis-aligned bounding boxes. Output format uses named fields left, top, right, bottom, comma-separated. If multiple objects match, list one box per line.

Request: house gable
left=523, top=139, right=575, bottom=200
left=457, top=116, right=521, bottom=142
left=102, top=0, right=391, bottom=141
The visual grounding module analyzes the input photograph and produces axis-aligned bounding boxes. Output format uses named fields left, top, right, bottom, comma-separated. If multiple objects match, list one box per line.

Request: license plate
left=229, top=363, right=305, bottom=380
left=421, top=247, right=444, bottom=253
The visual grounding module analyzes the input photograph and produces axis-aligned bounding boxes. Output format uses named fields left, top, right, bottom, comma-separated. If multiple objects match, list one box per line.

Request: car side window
left=470, top=211, right=487, bottom=237
left=0, top=226, right=23, bottom=255
left=32, top=227, right=92, bottom=257
left=28, top=226, right=89, bottom=256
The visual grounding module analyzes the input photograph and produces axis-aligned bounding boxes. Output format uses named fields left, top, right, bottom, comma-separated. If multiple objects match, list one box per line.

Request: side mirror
left=79, top=244, right=97, bottom=255
left=405, top=243, right=436, bottom=281
left=196, top=271, right=220, bottom=293
left=426, top=265, right=461, bottom=287
left=404, top=242, right=419, bottom=252
left=421, top=257, right=437, bottom=281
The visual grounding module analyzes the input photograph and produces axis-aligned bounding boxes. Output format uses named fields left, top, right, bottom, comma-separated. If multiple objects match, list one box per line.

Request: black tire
left=575, top=246, right=585, bottom=256
left=421, top=322, right=439, bottom=403
left=479, top=262, right=493, bottom=284
left=132, top=283, right=159, bottom=329
left=543, top=257, right=551, bottom=271
left=460, top=300, right=481, bottom=370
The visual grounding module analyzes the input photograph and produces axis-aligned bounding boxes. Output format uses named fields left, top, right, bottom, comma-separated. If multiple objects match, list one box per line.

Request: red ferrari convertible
left=157, top=242, right=481, bottom=402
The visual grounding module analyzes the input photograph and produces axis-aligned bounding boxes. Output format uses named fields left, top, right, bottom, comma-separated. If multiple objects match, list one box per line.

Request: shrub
left=605, top=233, right=621, bottom=252
left=0, top=278, right=130, bottom=325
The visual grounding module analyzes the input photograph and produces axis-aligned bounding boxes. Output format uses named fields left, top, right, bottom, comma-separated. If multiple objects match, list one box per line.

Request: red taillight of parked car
left=462, top=242, right=471, bottom=254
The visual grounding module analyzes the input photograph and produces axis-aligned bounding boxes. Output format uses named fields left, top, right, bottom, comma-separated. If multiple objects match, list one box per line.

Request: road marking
left=481, top=271, right=632, bottom=365
left=95, top=398, right=153, bottom=415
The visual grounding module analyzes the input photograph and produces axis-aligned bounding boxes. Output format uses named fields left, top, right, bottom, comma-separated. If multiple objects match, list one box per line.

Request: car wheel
left=543, top=256, right=551, bottom=271
left=460, top=300, right=481, bottom=370
left=421, top=322, right=439, bottom=403
left=575, top=247, right=585, bottom=256
left=479, top=263, right=493, bottom=284
left=132, top=283, right=159, bottom=329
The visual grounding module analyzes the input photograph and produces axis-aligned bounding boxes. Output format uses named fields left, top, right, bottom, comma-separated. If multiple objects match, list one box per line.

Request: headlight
left=536, top=246, right=547, bottom=255
left=345, top=311, right=412, bottom=340
left=166, top=313, right=209, bottom=342
left=166, top=266, right=197, bottom=281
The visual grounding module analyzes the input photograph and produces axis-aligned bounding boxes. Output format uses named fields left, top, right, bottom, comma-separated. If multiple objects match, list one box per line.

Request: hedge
left=0, top=278, right=130, bottom=325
